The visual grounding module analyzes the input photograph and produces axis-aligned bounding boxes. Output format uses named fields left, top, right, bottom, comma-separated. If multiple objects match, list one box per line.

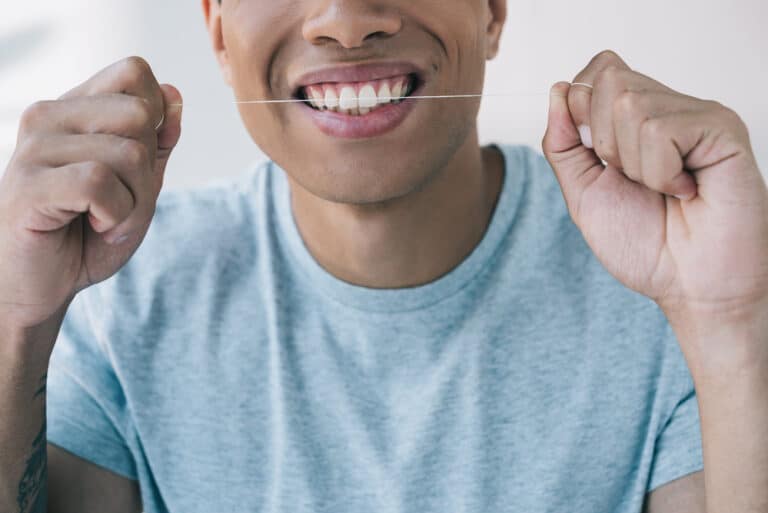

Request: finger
left=31, top=133, right=158, bottom=239
left=156, top=84, right=183, bottom=160
left=568, top=83, right=596, bottom=149
left=568, top=51, right=632, bottom=147
left=59, top=56, right=164, bottom=130
left=28, top=162, right=136, bottom=235
left=18, top=94, right=158, bottom=140
left=613, top=91, right=701, bottom=186
left=639, top=113, right=701, bottom=200
left=591, top=68, right=680, bottom=169
left=28, top=133, right=154, bottom=201
left=542, top=81, right=604, bottom=221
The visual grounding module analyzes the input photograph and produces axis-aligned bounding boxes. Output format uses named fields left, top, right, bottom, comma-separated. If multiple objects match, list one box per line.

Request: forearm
left=674, top=319, right=768, bottom=513
left=0, top=317, right=64, bottom=513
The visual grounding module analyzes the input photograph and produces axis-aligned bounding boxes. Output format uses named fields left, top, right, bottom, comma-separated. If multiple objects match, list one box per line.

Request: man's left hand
left=542, top=50, right=768, bottom=347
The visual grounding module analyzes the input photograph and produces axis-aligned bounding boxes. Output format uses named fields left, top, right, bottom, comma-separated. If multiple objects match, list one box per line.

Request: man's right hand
left=0, top=56, right=182, bottom=329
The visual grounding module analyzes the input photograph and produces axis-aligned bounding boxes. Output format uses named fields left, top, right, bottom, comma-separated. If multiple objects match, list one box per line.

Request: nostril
left=310, top=36, right=338, bottom=47
left=302, top=9, right=402, bottom=48
left=364, top=31, right=393, bottom=41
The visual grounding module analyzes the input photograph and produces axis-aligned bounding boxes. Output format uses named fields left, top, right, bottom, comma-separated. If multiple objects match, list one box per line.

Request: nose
left=302, top=0, right=403, bottom=49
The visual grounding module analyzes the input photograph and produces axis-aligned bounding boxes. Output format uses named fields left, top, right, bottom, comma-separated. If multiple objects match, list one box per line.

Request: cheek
left=239, top=105, right=288, bottom=158
left=407, top=2, right=489, bottom=91
left=222, top=7, right=296, bottom=154
left=222, top=9, right=288, bottom=101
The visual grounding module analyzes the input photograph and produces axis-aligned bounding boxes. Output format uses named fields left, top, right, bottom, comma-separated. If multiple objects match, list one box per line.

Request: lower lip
left=297, top=84, right=422, bottom=139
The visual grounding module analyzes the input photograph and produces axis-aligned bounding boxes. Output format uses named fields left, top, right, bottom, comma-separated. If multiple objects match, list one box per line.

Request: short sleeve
left=646, top=381, right=704, bottom=492
left=46, top=286, right=138, bottom=480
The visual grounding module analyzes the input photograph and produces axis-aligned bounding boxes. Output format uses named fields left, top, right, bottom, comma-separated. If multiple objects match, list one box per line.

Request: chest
left=127, top=317, right=658, bottom=513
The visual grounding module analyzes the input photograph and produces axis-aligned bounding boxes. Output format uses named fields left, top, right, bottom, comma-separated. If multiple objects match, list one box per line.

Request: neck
left=286, top=134, right=505, bottom=289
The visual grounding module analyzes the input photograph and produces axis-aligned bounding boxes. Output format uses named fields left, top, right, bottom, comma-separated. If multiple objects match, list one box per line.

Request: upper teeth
left=358, top=85, right=377, bottom=109
left=377, top=83, right=391, bottom=105
left=324, top=88, right=339, bottom=110
left=303, top=76, right=413, bottom=115
left=339, top=87, right=357, bottom=111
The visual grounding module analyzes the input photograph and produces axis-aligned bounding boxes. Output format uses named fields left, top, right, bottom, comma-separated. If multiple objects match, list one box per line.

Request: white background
left=1, top=1, right=766, bottom=190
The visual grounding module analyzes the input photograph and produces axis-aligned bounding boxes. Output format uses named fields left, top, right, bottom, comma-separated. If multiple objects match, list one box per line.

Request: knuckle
left=15, top=134, right=46, bottom=161
left=122, top=55, right=152, bottom=76
left=641, top=117, right=666, bottom=142
left=717, top=103, right=747, bottom=130
left=119, top=56, right=153, bottom=89
left=704, top=98, right=724, bottom=110
left=127, top=95, right=154, bottom=128
left=592, top=49, right=624, bottom=67
left=120, top=139, right=150, bottom=170
left=19, top=101, right=52, bottom=133
left=595, top=66, right=626, bottom=90
left=614, top=90, right=645, bottom=118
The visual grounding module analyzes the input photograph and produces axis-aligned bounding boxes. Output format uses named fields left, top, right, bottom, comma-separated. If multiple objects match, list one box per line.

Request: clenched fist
left=0, top=56, right=182, bottom=329
left=542, top=50, right=768, bottom=339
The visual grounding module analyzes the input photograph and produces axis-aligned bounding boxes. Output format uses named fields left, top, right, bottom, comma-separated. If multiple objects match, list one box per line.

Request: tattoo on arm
left=33, top=373, right=46, bottom=400
left=16, top=421, right=47, bottom=513
left=16, top=373, right=48, bottom=513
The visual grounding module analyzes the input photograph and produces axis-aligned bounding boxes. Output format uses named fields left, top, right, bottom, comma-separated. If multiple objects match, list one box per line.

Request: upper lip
left=291, top=61, right=424, bottom=94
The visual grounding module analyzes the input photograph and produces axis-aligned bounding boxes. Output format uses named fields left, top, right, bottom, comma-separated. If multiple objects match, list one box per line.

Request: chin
left=259, top=110, right=475, bottom=206
left=295, top=157, right=437, bottom=206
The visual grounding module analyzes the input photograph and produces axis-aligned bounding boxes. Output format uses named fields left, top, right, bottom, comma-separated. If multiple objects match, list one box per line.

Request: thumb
left=154, top=83, right=183, bottom=173
left=542, top=81, right=603, bottom=216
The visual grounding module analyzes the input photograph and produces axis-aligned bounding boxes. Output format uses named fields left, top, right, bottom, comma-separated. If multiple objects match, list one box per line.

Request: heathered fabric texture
left=47, top=144, right=703, bottom=512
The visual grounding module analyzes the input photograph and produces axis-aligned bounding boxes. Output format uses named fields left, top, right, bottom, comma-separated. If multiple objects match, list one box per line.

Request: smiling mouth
left=295, top=73, right=421, bottom=116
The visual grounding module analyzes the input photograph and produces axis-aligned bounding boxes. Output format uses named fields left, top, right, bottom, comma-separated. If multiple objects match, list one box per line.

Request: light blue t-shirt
left=47, top=144, right=703, bottom=513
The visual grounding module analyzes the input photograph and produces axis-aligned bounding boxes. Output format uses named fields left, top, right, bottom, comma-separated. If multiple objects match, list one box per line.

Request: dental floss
left=166, top=82, right=594, bottom=108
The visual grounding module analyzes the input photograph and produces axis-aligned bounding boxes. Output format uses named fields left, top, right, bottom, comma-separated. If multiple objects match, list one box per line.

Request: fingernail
left=578, top=124, right=594, bottom=149
left=674, top=192, right=696, bottom=201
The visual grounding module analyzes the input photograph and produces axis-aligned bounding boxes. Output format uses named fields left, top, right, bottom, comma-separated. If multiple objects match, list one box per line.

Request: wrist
left=0, top=302, right=70, bottom=372
left=664, top=310, right=768, bottom=380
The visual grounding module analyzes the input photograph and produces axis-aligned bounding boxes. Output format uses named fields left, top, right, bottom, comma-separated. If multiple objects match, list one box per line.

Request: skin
left=543, top=51, right=768, bottom=512
left=203, top=0, right=507, bottom=289
left=1, top=1, right=766, bottom=512
left=0, top=57, right=180, bottom=513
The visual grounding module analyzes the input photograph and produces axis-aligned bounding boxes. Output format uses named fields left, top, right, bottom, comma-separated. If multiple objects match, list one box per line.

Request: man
left=1, top=0, right=766, bottom=512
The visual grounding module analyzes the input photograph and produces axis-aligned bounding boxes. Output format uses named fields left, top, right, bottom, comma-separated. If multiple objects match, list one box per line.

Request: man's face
left=205, top=0, right=506, bottom=204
